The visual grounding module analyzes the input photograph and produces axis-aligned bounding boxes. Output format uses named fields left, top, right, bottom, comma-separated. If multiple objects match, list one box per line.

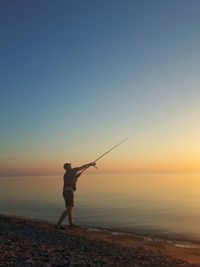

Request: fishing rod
left=79, top=137, right=129, bottom=174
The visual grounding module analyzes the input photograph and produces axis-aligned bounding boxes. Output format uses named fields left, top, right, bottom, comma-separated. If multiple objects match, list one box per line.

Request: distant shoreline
left=1, top=214, right=200, bottom=266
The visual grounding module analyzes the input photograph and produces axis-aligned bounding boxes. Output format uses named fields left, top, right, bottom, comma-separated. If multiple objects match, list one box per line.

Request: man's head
left=63, top=163, right=71, bottom=170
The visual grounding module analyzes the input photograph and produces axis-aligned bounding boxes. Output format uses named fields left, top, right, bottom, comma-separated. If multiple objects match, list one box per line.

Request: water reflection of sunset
left=1, top=173, right=200, bottom=239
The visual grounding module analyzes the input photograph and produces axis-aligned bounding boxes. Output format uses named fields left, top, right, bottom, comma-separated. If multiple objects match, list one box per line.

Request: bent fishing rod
left=79, top=137, right=129, bottom=174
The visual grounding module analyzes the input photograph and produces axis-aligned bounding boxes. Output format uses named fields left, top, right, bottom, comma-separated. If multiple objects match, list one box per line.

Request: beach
left=0, top=214, right=200, bottom=267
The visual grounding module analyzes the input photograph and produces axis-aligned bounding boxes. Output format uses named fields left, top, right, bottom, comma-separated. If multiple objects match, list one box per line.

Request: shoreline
left=1, top=214, right=200, bottom=266
left=85, top=225, right=200, bottom=247
left=88, top=227, right=200, bottom=251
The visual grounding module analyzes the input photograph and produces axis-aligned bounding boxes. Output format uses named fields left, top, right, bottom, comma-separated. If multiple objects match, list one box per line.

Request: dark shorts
left=63, top=189, right=74, bottom=207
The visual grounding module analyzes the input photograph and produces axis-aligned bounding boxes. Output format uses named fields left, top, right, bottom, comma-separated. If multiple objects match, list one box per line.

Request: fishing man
left=55, top=162, right=96, bottom=229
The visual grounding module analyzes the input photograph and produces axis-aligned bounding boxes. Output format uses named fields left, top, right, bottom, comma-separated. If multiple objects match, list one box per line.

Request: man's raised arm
left=76, top=162, right=96, bottom=172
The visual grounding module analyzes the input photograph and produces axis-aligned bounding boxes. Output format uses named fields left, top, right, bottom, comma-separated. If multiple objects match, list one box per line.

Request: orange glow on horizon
left=0, top=155, right=199, bottom=176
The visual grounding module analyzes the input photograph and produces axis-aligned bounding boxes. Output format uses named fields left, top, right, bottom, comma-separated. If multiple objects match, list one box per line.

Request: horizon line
left=0, top=170, right=200, bottom=178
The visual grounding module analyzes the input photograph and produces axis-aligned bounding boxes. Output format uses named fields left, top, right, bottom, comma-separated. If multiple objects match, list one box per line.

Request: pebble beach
left=0, top=214, right=200, bottom=267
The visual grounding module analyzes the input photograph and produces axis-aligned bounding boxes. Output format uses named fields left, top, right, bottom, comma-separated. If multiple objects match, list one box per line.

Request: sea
left=0, top=173, right=200, bottom=242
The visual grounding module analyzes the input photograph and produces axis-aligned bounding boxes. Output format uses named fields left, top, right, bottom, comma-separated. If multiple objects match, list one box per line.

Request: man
left=55, top=161, right=96, bottom=229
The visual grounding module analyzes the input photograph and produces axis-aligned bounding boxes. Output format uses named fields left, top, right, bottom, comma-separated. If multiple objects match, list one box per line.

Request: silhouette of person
left=55, top=162, right=96, bottom=229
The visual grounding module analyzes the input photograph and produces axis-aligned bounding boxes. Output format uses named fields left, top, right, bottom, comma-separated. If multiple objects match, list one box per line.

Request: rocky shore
left=0, top=214, right=199, bottom=267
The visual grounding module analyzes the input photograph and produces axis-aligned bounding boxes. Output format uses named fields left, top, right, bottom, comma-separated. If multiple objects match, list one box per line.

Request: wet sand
left=0, top=214, right=200, bottom=266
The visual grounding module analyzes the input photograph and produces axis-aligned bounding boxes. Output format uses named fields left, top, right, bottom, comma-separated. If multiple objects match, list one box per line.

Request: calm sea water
left=0, top=173, right=200, bottom=241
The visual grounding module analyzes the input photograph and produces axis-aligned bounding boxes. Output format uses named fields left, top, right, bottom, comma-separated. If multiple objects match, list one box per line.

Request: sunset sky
left=0, top=1, right=200, bottom=176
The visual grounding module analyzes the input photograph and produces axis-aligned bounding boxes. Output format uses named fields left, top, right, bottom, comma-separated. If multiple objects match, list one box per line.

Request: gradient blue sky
left=0, top=1, right=200, bottom=175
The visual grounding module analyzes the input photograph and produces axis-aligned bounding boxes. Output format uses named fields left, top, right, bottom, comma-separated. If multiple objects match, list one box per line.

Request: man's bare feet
left=55, top=225, right=65, bottom=230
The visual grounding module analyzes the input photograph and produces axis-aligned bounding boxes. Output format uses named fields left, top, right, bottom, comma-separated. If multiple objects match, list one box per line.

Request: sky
left=0, top=0, right=200, bottom=176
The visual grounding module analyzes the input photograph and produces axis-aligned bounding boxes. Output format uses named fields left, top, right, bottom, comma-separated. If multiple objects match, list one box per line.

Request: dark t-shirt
left=63, top=168, right=79, bottom=191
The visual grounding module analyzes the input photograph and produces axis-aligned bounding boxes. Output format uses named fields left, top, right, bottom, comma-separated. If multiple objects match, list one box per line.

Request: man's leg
left=56, top=190, right=76, bottom=228
left=56, top=208, right=68, bottom=226
left=56, top=206, right=75, bottom=227
left=67, top=206, right=74, bottom=227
